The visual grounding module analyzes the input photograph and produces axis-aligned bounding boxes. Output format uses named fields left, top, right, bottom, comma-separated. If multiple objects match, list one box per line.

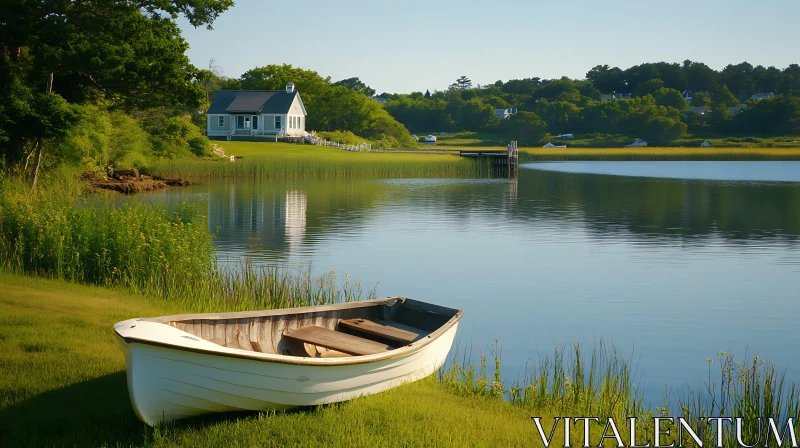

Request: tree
left=238, top=64, right=331, bottom=105
left=634, top=79, right=665, bottom=97
left=709, top=103, right=729, bottom=126
left=684, top=61, right=719, bottom=93
left=502, top=111, right=547, bottom=146
left=0, top=0, right=233, bottom=185
left=721, top=62, right=755, bottom=97
left=653, top=88, right=687, bottom=111
left=692, top=92, right=711, bottom=107
left=586, top=65, right=626, bottom=93
left=424, top=89, right=431, bottom=99
left=449, top=76, right=472, bottom=91
left=711, top=84, right=739, bottom=107
left=457, top=99, right=493, bottom=130
left=333, top=77, right=376, bottom=97
left=638, top=116, right=687, bottom=145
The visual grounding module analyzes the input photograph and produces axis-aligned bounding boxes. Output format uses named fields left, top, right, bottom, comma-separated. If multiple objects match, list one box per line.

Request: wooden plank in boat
left=249, top=319, right=263, bottom=352
left=338, top=319, right=425, bottom=345
left=237, top=319, right=252, bottom=351
left=225, top=319, right=238, bottom=348
left=284, top=326, right=394, bottom=356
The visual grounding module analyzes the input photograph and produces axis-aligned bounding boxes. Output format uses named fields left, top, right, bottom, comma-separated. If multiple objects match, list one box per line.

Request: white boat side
left=114, top=297, right=462, bottom=425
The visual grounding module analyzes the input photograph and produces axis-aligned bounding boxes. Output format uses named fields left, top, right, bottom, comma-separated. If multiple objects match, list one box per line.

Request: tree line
left=380, top=62, right=800, bottom=145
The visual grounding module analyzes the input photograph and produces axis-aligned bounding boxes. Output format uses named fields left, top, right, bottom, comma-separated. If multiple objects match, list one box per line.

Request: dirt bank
left=89, top=174, right=190, bottom=194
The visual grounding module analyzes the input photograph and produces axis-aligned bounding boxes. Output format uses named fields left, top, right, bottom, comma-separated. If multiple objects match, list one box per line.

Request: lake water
left=138, top=161, right=800, bottom=403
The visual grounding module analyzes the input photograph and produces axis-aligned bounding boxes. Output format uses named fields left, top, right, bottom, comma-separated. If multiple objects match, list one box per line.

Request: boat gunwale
left=114, top=297, right=463, bottom=366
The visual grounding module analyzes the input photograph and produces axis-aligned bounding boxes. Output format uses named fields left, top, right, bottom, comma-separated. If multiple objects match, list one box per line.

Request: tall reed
left=0, top=171, right=373, bottom=312
left=441, top=340, right=800, bottom=447
left=440, top=340, right=645, bottom=421
left=149, top=152, right=485, bottom=180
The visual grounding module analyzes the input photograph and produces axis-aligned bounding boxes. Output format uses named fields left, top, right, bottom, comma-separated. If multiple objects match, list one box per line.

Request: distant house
left=374, top=97, right=388, bottom=104
left=207, top=83, right=307, bottom=140
left=728, top=105, right=747, bottom=116
left=687, top=106, right=706, bottom=115
left=682, top=90, right=693, bottom=103
left=494, top=108, right=518, bottom=119
left=750, top=93, right=774, bottom=101
left=599, top=94, right=617, bottom=101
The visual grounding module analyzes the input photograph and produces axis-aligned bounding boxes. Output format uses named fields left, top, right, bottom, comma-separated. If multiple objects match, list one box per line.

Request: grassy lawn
left=151, top=141, right=481, bottom=180
left=0, top=272, right=561, bottom=447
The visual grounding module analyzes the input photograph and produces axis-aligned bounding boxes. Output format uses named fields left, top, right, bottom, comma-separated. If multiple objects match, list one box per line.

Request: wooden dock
left=459, top=141, right=519, bottom=173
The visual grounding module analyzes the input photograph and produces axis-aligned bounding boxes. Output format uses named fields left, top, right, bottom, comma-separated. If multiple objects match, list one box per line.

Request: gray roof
left=207, top=90, right=300, bottom=114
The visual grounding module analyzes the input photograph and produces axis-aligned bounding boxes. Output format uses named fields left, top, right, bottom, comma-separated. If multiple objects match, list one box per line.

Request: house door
left=251, top=115, right=258, bottom=131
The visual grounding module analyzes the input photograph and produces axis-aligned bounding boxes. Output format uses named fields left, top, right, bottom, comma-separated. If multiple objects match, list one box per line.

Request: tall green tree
left=0, top=0, right=232, bottom=185
left=333, top=77, right=376, bottom=97
left=449, top=76, right=472, bottom=91
left=502, top=111, right=547, bottom=146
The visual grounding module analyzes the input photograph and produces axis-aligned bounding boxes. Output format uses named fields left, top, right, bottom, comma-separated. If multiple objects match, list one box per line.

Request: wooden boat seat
left=338, top=318, right=426, bottom=345
left=283, top=326, right=394, bottom=356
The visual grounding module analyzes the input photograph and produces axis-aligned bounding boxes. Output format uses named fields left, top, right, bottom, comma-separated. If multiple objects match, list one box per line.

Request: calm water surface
left=140, top=161, right=800, bottom=403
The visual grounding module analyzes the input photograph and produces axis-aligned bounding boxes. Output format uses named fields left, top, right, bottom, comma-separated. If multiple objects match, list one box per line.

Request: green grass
left=152, top=142, right=484, bottom=180
left=0, top=272, right=576, bottom=447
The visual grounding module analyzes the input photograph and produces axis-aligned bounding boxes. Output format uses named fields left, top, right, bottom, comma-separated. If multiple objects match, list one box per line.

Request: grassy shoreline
left=3, top=272, right=798, bottom=447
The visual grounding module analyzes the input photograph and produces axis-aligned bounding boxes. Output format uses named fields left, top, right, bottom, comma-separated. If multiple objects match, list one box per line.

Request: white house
left=494, top=108, right=518, bottom=119
left=750, top=92, right=774, bottom=101
left=207, top=83, right=307, bottom=140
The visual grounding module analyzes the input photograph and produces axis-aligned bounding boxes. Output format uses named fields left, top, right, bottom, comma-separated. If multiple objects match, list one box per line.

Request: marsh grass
left=441, top=340, right=645, bottom=421
left=0, top=171, right=373, bottom=312
left=672, top=351, right=800, bottom=447
left=150, top=142, right=484, bottom=180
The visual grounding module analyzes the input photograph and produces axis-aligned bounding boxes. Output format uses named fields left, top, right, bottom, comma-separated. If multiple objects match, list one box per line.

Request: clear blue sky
left=178, top=0, right=800, bottom=94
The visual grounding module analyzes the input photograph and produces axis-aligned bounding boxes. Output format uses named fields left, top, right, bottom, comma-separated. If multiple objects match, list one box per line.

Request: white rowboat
left=114, top=297, right=462, bottom=426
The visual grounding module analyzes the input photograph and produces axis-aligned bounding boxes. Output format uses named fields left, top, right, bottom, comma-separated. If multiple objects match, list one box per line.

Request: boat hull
left=116, top=322, right=458, bottom=425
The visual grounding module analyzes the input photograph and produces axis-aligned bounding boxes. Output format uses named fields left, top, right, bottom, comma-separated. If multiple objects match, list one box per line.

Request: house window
left=218, top=116, right=224, bottom=127
left=237, top=116, right=245, bottom=129
left=252, top=115, right=258, bottom=130
left=275, top=116, right=282, bottom=130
